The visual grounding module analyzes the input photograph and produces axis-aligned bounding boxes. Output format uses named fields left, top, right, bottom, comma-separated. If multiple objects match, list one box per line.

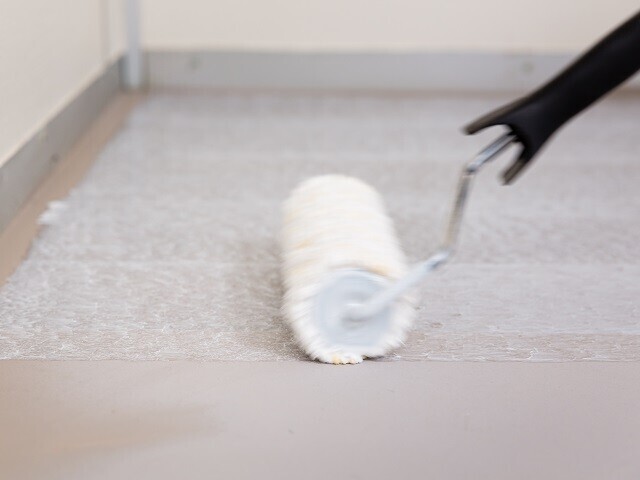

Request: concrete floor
left=1, top=91, right=639, bottom=479
left=2, top=361, right=640, bottom=480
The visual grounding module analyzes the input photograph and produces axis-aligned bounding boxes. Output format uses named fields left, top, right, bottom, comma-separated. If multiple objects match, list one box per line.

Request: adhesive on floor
left=1, top=91, right=639, bottom=360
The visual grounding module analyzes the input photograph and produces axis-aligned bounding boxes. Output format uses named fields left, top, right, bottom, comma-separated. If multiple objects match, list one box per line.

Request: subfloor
left=1, top=90, right=639, bottom=360
left=1, top=90, right=639, bottom=479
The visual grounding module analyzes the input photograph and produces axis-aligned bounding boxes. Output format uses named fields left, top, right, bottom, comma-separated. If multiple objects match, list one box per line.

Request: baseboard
left=146, top=50, right=640, bottom=92
left=0, top=58, right=123, bottom=233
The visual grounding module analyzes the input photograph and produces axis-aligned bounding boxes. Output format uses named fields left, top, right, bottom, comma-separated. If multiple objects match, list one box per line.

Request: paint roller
left=281, top=10, right=640, bottom=364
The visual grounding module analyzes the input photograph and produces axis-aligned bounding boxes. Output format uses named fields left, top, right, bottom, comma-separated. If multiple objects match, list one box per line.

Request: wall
left=0, top=0, right=126, bottom=166
left=2, top=0, right=638, bottom=166
left=140, top=0, right=639, bottom=53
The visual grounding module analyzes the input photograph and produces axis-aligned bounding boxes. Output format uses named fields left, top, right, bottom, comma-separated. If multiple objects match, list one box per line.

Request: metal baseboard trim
left=0, top=58, right=123, bottom=233
left=146, top=50, right=640, bottom=92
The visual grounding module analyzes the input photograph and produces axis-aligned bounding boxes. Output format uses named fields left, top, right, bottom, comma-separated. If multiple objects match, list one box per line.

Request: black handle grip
left=465, top=10, right=640, bottom=183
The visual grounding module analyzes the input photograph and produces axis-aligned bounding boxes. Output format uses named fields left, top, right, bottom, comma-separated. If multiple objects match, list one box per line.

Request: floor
left=0, top=90, right=639, bottom=360
left=1, top=90, right=639, bottom=478
left=2, top=361, right=639, bottom=480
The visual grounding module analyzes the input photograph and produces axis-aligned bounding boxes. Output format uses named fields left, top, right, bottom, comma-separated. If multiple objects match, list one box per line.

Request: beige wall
left=140, top=0, right=638, bottom=53
left=0, top=0, right=126, bottom=166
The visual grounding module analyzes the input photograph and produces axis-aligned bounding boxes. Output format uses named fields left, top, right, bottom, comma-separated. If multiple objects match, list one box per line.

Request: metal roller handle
left=349, top=10, right=640, bottom=320
left=348, top=133, right=516, bottom=320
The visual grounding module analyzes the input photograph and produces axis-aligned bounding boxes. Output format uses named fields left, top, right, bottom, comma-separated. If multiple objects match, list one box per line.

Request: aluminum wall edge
left=146, top=50, right=640, bottom=92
